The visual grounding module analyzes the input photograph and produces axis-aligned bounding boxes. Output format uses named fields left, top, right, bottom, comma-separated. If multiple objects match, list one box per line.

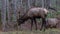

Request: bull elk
left=17, top=7, right=49, bottom=31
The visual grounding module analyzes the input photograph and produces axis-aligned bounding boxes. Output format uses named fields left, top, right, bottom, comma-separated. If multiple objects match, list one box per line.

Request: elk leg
left=42, top=18, right=46, bottom=31
left=40, top=18, right=43, bottom=30
left=31, top=18, right=34, bottom=30
left=40, top=18, right=46, bottom=31
left=33, top=18, right=37, bottom=30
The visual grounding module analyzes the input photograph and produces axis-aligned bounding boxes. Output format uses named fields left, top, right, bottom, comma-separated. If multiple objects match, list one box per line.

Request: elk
left=46, top=18, right=59, bottom=29
left=17, top=7, right=49, bottom=31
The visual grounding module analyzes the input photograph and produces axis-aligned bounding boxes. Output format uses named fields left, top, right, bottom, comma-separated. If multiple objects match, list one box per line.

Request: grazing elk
left=46, top=18, right=59, bottom=29
left=17, top=7, right=49, bottom=31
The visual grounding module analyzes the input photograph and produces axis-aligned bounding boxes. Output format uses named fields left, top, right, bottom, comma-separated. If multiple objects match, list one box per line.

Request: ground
left=0, top=29, right=60, bottom=34
left=0, top=19, right=60, bottom=34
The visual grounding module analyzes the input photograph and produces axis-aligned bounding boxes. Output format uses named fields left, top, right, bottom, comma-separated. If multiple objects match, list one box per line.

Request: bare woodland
left=0, top=0, right=60, bottom=32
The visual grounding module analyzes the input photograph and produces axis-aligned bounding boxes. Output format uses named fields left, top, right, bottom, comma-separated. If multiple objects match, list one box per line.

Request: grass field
left=0, top=29, right=60, bottom=34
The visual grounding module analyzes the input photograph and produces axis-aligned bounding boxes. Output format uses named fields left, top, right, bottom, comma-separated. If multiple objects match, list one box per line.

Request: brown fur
left=17, top=7, right=49, bottom=31
left=46, top=18, right=59, bottom=29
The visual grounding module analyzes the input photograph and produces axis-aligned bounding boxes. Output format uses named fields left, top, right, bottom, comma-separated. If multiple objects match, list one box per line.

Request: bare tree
left=42, top=0, right=44, bottom=8
left=12, top=0, right=17, bottom=22
left=28, top=0, right=31, bottom=8
left=1, top=0, right=7, bottom=31
left=6, top=0, right=10, bottom=25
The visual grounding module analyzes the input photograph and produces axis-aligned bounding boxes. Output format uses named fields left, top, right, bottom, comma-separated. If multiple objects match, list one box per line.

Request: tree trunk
left=1, top=0, right=7, bottom=31
left=28, top=0, right=31, bottom=8
left=12, top=0, right=17, bottom=22
left=42, top=0, right=44, bottom=8
left=6, top=0, right=10, bottom=25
